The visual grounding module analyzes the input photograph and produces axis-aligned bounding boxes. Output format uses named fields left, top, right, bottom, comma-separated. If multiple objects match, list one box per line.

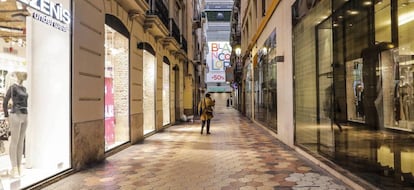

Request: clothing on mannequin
left=2, top=71, right=28, bottom=178
left=396, top=76, right=412, bottom=121
left=355, top=84, right=364, bottom=118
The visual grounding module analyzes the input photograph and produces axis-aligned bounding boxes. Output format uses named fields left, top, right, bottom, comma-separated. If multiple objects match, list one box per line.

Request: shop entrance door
left=174, top=66, right=180, bottom=121
left=316, top=18, right=336, bottom=155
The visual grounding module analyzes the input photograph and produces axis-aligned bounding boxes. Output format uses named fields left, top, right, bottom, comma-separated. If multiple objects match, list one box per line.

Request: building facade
left=235, top=0, right=414, bottom=189
left=0, top=0, right=201, bottom=188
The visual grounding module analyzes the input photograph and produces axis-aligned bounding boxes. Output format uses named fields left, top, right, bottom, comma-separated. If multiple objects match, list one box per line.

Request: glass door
left=316, top=17, right=336, bottom=155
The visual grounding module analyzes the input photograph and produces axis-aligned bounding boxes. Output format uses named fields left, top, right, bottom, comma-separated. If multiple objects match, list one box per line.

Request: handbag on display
left=0, top=119, right=9, bottom=141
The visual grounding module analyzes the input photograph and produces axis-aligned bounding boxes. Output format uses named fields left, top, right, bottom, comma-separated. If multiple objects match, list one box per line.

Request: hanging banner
left=206, top=41, right=231, bottom=82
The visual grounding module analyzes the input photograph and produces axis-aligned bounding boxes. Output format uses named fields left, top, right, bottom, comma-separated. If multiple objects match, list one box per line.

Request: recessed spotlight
left=363, top=1, right=373, bottom=5
left=347, top=10, right=359, bottom=15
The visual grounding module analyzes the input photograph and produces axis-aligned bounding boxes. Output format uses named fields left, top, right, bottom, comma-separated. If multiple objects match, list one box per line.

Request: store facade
left=0, top=0, right=71, bottom=188
left=0, top=0, right=191, bottom=188
left=71, top=0, right=185, bottom=179
left=293, top=0, right=414, bottom=188
left=253, top=30, right=278, bottom=132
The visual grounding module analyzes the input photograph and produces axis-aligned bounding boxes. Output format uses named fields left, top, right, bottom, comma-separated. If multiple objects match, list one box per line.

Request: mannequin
left=2, top=71, right=28, bottom=178
left=355, top=84, right=364, bottom=118
left=397, top=76, right=412, bottom=121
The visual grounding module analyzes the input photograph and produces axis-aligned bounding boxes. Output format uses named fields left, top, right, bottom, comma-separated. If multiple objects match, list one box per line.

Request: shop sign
left=206, top=71, right=226, bottom=82
left=18, top=0, right=71, bottom=32
left=208, top=41, right=231, bottom=71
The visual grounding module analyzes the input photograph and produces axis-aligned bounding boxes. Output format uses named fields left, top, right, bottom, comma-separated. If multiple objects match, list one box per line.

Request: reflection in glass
left=245, top=63, right=252, bottom=119
left=253, top=30, right=277, bottom=131
left=294, top=0, right=414, bottom=188
left=375, top=0, right=391, bottom=43
left=104, top=25, right=130, bottom=151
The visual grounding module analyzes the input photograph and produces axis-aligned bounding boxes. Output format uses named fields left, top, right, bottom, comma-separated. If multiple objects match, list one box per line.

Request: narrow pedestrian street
left=45, top=105, right=350, bottom=190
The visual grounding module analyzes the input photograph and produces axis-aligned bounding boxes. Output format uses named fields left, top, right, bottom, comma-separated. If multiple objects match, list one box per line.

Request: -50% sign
left=212, top=75, right=225, bottom=80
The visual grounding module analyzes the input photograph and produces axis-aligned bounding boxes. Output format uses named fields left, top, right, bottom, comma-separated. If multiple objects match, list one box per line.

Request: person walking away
left=198, top=93, right=215, bottom=134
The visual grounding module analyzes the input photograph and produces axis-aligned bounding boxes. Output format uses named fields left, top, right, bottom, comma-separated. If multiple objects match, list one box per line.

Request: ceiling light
left=347, top=10, right=359, bottom=15
left=363, top=1, right=373, bottom=5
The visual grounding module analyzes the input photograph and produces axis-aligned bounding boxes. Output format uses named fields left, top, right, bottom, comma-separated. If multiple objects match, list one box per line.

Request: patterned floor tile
left=44, top=106, right=351, bottom=190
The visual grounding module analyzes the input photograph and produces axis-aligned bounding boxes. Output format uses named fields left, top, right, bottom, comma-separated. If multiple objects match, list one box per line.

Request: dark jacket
left=3, top=84, right=28, bottom=117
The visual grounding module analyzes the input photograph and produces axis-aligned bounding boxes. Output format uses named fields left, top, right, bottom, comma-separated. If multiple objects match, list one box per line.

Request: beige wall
left=72, top=0, right=187, bottom=169
left=243, top=0, right=295, bottom=147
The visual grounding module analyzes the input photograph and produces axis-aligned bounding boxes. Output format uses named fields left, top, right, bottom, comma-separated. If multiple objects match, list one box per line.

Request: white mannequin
left=397, top=76, right=412, bottom=120
left=3, top=71, right=28, bottom=178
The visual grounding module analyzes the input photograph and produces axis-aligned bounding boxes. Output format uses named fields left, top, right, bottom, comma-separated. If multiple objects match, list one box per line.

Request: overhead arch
left=163, top=56, right=171, bottom=65
left=105, top=14, right=129, bottom=38
left=137, top=42, right=156, bottom=55
left=172, top=64, right=180, bottom=71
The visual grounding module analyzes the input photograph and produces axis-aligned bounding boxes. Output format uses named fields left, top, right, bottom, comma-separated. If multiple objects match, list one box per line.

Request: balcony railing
left=181, top=35, right=187, bottom=53
left=170, top=19, right=180, bottom=44
left=146, top=1, right=169, bottom=29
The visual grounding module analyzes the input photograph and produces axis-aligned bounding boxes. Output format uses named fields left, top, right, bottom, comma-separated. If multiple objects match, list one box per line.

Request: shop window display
left=0, top=0, right=70, bottom=189
left=253, top=30, right=277, bottom=131
left=346, top=59, right=365, bottom=123
left=162, top=62, right=170, bottom=126
left=143, top=51, right=156, bottom=134
left=244, top=62, right=252, bottom=119
left=294, top=0, right=414, bottom=188
left=382, top=49, right=414, bottom=131
left=104, top=24, right=130, bottom=151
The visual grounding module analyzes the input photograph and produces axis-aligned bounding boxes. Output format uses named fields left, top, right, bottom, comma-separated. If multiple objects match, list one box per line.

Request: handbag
left=0, top=119, right=9, bottom=140
left=0, top=85, right=13, bottom=141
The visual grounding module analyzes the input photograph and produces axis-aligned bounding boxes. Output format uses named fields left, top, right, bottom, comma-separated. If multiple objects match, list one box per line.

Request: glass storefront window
left=244, top=62, right=252, bottom=119
left=254, top=54, right=265, bottom=123
left=104, top=24, right=129, bottom=151
left=397, top=0, right=414, bottom=129
left=375, top=0, right=391, bottom=43
left=163, top=62, right=170, bottom=126
left=253, top=30, right=277, bottom=131
left=0, top=0, right=70, bottom=188
left=143, top=51, right=156, bottom=134
left=381, top=1, right=414, bottom=131
left=294, top=0, right=414, bottom=188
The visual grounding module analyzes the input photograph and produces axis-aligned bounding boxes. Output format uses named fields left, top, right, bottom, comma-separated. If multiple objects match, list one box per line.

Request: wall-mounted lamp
left=235, top=47, right=241, bottom=56
left=262, top=47, right=268, bottom=55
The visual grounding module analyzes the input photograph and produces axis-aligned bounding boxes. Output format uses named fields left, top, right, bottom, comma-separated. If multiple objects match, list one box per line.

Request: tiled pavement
left=44, top=107, right=350, bottom=190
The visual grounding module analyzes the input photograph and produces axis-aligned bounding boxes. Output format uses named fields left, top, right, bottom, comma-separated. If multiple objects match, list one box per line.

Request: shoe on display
left=9, top=167, right=20, bottom=178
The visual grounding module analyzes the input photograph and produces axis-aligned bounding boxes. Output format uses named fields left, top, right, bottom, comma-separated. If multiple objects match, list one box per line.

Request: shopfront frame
left=293, top=0, right=414, bottom=188
left=0, top=0, right=73, bottom=188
